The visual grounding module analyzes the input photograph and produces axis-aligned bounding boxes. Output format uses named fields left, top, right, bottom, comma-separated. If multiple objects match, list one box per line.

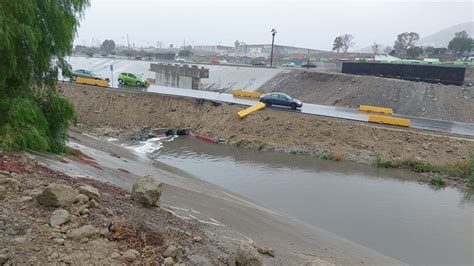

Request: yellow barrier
left=237, top=102, right=266, bottom=118
left=232, top=89, right=262, bottom=99
left=368, top=115, right=410, bottom=127
left=75, top=77, right=109, bottom=88
left=359, top=105, right=393, bottom=115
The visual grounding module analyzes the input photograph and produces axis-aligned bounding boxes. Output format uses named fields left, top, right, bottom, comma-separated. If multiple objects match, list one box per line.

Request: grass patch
left=234, top=140, right=242, bottom=147
left=289, top=150, right=298, bottom=155
left=258, top=143, right=265, bottom=151
left=319, top=152, right=333, bottom=160
left=429, top=176, right=446, bottom=187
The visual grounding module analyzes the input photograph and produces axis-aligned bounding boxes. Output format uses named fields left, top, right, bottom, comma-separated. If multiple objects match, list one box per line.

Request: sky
left=75, top=0, right=474, bottom=51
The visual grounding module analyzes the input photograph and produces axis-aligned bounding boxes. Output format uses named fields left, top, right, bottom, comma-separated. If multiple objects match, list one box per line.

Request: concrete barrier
left=232, top=89, right=262, bottom=99
left=75, top=77, right=109, bottom=87
left=237, top=102, right=266, bottom=118
left=368, top=115, right=410, bottom=127
left=359, top=105, right=393, bottom=115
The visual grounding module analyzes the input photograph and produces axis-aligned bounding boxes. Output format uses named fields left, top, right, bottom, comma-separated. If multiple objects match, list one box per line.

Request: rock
left=88, top=199, right=99, bottom=208
left=163, top=257, right=174, bottom=265
left=226, top=254, right=237, bottom=266
left=54, top=238, right=65, bottom=245
left=74, top=194, right=89, bottom=203
left=66, top=225, right=97, bottom=240
left=50, top=208, right=70, bottom=228
left=48, top=252, right=59, bottom=261
left=300, top=257, right=335, bottom=266
left=235, top=242, right=263, bottom=266
left=0, top=186, right=5, bottom=200
left=0, top=254, right=8, bottom=265
left=255, top=245, right=274, bottom=257
left=0, top=178, right=21, bottom=190
left=163, top=245, right=183, bottom=262
left=122, top=249, right=140, bottom=262
left=192, top=236, right=202, bottom=243
left=110, top=251, right=121, bottom=259
left=37, top=183, right=78, bottom=207
left=78, top=185, right=101, bottom=201
left=19, top=196, right=33, bottom=203
left=132, top=175, right=162, bottom=207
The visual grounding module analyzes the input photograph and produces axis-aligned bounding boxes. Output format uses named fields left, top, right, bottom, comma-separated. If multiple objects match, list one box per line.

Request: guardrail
left=232, top=90, right=262, bottom=99
left=368, top=115, right=410, bottom=127
left=359, top=105, right=393, bottom=115
left=75, top=77, right=109, bottom=87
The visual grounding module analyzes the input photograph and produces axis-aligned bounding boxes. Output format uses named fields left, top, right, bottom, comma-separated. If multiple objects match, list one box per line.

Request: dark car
left=301, top=63, right=317, bottom=69
left=253, top=60, right=266, bottom=66
left=72, top=69, right=109, bottom=82
left=259, top=92, right=303, bottom=110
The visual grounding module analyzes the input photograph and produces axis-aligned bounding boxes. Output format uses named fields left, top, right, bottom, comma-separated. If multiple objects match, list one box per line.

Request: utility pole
left=270, top=29, right=277, bottom=67
left=127, top=34, right=130, bottom=51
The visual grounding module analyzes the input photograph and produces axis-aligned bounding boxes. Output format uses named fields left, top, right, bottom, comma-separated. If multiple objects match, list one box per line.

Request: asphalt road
left=142, top=85, right=474, bottom=137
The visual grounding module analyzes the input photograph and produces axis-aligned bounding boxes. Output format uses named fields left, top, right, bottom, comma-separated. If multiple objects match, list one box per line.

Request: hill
left=418, top=21, right=474, bottom=47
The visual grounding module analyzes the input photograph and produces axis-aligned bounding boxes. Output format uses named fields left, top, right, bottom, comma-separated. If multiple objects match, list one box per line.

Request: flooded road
left=149, top=136, right=473, bottom=265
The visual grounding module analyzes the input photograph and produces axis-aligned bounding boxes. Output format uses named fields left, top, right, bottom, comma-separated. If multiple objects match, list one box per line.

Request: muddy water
left=150, top=136, right=473, bottom=265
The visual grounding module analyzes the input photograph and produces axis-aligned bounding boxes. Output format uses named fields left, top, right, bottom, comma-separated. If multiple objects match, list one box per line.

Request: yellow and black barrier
left=359, top=105, right=393, bottom=115
left=232, top=89, right=262, bottom=99
left=237, top=102, right=266, bottom=118
left=368, top=115, right=410, bottom=127
left=75, top=77, right=109, bottom=88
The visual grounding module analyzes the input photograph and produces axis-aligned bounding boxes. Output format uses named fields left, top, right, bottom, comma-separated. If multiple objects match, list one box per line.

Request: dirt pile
left=61, top=84, right=473, bottom=172
left=258, top=70, right=474, bottom=123
left=0, top=150, right=234, bottom=265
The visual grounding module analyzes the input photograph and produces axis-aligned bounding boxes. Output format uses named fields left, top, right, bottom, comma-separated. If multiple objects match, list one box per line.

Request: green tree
left=448, top=31, right=473, bottom=58
left=332, top=36, right=343, bottom=53
left=100, top=39, right=116, bottom=55
left=0, top=0, right=90, bottom=152
left=341, top=34, right=354, bottom=53
left=424, top=46, right=435, bottom=56
left=394, top=32, right=420, bottom=58
left=234, top=40, right=240, bottom=48
left=178, top=50, right=192, bottom=58
left=406, top=46, right=424, bottom=59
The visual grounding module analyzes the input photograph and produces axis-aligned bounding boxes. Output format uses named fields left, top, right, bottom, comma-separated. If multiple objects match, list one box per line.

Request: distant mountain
left=418, top=21, right=474, bottom=48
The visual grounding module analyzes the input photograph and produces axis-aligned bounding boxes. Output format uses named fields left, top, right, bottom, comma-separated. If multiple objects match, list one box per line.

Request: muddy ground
left=61, top=83, right=473, bottom=187
left=259, top=70, right=474, bottom=123
left=0, top=150, right=232, bottom=265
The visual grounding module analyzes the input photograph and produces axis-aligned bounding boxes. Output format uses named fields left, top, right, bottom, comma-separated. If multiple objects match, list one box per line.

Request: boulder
left=235, top=242, right=263, bottom=266
left=66, top=225, right=97, bottom=240
left=74, top=194, right=89, bottom=203
left=122, top=249, right=140, bottom=262
left=78, top=185, right=101, bottom=201
left=50, top=208, right=70, bottom=228
left=300, top=258, right=335, bottom=266
left=163, top=257, right=174, bottom=265
left=163, top=245, right=184, bottom=262
left=37, top=183, right=78, bottom=207
left=132, top=175, right=162, bottom=207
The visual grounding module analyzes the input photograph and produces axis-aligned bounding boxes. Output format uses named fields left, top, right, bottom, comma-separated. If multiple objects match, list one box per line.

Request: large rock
left=300, top=258, right=335, bottom=266
left=235, top=242, right=263, bottom=266
left=50, top=208, right=70, bottom=228
left=0, top=177, right=21, bottom=190
left=78, top=185, right=101, bottom=201
left=122, top=249, right=140, bottom=262
left=66, top=225, right=97, bottom=240
left=37, top=183, right=78, bottom=207
left=163, top=245, right=183, bottom=262
left=132, top=175, right=162, bottom=207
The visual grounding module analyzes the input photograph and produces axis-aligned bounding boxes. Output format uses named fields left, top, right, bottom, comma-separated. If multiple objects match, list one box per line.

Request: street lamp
left=270, top=28, right=277, bottom=67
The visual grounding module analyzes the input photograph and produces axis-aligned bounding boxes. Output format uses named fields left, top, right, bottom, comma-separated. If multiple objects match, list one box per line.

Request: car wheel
left=118, top=79, right=123, bottom=85
left=265, top=100, right=272, bottom=107
left=290, top=103, right=297, bottom=110
left=136, top=81, right=142, bottom=87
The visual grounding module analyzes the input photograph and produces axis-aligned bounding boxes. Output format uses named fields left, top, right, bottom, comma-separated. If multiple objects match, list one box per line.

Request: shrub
left=430, top=176, right=446, bottom=186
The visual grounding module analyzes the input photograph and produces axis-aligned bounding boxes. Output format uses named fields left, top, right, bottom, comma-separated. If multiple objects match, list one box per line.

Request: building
left=235, top=44, right=324, bottom=58
left=193, top=45, right=234, bottom=54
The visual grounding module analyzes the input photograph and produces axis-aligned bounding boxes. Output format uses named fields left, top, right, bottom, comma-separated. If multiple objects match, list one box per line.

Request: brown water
left=149, top=136, right=474, bottom=265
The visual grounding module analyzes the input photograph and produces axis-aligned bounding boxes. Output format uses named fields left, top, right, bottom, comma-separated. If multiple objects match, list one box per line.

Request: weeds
left=430, top=176, right=446, bottom=187
left=235, top=140, right=242, bottom=147
left=319, top=152, right=333, bottom=160
left=289, top=150, right=298, bottom=155
left=258, top=143, right=265, bottom=151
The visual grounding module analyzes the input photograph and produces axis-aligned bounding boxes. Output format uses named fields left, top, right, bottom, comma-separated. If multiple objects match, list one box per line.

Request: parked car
left=118, top=72, right=148, bottom=87
left=175, top=57, right=185, bottom=62
left=72, top=69, right=109, bottom=82
left=210, top=59, right=220, bottom=65
left=220, top=59, right=228, bottom=64
left=282, top=62, right=296, bottom=67
left=259, top=92, right=303, bottom=110
left=301, top=63, right=317, bottom=69
left=253, top=60, right=266, bottom=66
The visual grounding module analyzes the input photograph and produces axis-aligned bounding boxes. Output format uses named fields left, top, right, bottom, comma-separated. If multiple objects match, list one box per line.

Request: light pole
left=270, top=28, right=277, bottom=67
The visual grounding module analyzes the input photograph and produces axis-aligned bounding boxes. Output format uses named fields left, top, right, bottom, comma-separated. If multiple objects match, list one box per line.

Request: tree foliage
left=100, top=39, right=116, bottom=55
left=178, top=50, right=193, bottom=58
left=0, top=0, right=90, bottom=152
left=406, top=46, right=424, bottom=59
left=371, top=42, right=380, bottom=55
left=394, top=32, right=420, bottom=58
left=341, top=34, right=354, bottom=53
left=448, top=31, right=473, bottom=57
left=332, top=36, right=343, bottom=53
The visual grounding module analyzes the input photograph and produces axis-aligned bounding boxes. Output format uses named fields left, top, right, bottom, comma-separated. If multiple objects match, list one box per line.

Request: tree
left=0, top=0, right=90, bottom=152
left=424, top=46, right=435, bottom=57
left=383, top=46, right=393, bottom=55
left=234, top=40, right=240, bottom=48
left=406, top=46, right=424, bottom=59
left=341, top=34, right=354, bottom=53
left=332, top=36, right=343, bottom=53
left=448, top=31, right=473, bottom=58
left=100, top=39, right=116, bottom=55
left=178, top=50, right=192, bottom=58
left=394, top=32, right=420, bottom=58
left=371, top=42, right=380, bottom=56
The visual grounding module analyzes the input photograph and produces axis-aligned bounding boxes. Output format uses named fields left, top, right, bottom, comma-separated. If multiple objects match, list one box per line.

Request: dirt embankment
left=61, top=83, right=473, bottom=168
left=259, top=70, right=474, bottom=123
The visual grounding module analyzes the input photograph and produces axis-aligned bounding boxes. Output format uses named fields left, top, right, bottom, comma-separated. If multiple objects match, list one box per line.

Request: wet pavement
left=153, top=136, right=474, bottom=265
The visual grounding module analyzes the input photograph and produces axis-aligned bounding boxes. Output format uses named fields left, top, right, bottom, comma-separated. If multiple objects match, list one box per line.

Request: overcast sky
left=75, top=0, right=473, bottom=51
